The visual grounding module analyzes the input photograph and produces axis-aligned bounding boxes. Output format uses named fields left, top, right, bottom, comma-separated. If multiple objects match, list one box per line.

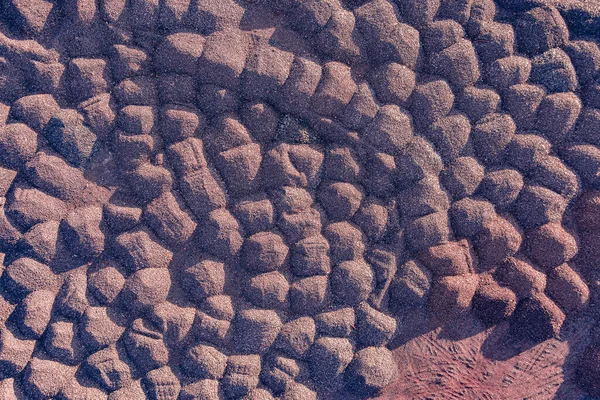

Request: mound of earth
left=0, top=0, right=600, bottom=398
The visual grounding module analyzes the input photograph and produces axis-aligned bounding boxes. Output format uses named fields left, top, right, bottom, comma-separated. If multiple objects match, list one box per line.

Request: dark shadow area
left=553, top=313, right=598, bottom=399
left=480, top=320, right=543, bottom=361
left=238, top=2, right=281, bottom=31
left=268, top=25, right=317, bottom=58
left=437, top=311, right=488, bottom=341
left=388, top=307, right=435, bottom=350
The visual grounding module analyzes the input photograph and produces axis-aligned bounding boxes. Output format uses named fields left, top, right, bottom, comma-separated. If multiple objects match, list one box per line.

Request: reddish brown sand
left=1, top=0, right=600, bottom=398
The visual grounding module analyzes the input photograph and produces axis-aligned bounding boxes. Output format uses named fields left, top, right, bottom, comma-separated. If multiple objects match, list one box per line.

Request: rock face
left=0, top=0, right=599, bottom=398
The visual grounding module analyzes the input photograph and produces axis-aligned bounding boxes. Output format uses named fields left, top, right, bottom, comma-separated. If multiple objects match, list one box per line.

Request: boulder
left=43, top=110, right=97, bottom=167
left=330, top=259, right=374, bottom=306
left=232, top=309, right=282, bottom=354
left=121, top=268, right=171, bottom=312
left=344, top=347, right=398, bottom=396
left=180, top=259, right=225, bottom=303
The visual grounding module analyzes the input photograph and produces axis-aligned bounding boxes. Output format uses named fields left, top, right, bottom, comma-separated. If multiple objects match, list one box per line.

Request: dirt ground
left=1, top=0, right=600, bottom=398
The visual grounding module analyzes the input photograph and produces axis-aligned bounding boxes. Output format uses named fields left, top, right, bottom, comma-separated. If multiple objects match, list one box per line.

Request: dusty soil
left=1, top=0, right=600, bottom=398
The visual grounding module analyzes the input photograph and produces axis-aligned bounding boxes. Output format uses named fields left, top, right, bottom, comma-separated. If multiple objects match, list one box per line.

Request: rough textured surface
left=0, top=0, right=600, bottom=398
